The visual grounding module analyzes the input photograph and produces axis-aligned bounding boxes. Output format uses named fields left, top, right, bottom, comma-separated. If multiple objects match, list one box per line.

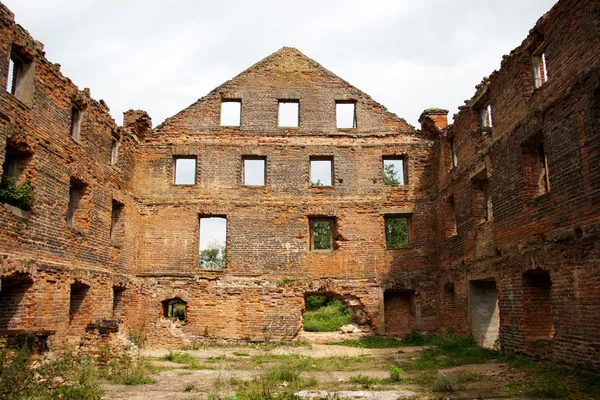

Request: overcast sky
left=6, top=0, right=556, bottom=128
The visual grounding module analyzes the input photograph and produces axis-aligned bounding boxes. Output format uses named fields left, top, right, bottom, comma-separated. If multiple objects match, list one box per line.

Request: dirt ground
left=101, top=343, right=546, bottom=400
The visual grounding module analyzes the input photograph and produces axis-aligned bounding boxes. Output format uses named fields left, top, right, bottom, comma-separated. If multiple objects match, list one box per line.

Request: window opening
left=70, top=108, right=83, bottom=141
left=243, top=157, right=266, bottom=186
left=220, top=100, right=241, bottom=126
left=532, top=53, right=548, bottom=89
left=67, top=179, right=86, bottom=228
left=336, top=101, right=356, bottom=128
left=110, top=200, right=124, bottom=241
left=385, top=216, right=409, bottom=249
left=199, top=217, right=227, bottom=269
left=162, top=298, right=187, bottom=322
left=450, top=138, right=458, bottom=168
left=110, top=139, right=120, bottom=165
left=69, top=282, right=89, bottom=324
left=471, top=172, right=491, bottom=223
left=310, top=218, right=334, bottom=250
left=174, top=157, right=197, bottom=185
left=383, top=157, right=405, bottom=185
left=310, top=157, right=333, bottom=186
left=278, top=100, right=299, bottom=127
left=112, top=287, right=125, bottom=319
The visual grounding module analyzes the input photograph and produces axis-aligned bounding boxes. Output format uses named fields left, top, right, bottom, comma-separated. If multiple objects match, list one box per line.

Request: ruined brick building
left=0, top=0, right=599, bottom=371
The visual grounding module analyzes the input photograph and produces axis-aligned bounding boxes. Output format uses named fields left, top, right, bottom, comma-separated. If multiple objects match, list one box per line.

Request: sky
left=5, top=0, right=557, bottom=128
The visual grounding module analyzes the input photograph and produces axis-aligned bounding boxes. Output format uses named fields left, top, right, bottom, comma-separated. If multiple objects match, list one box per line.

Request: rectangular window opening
left=112, top=287, right=125, bottom=319
left=174, top=157, right=197, bottom=185
left=6, top=57, right=17, bottom=94
left=310, top=218, right=335, bottom=251
left=67, top=179, right=87, bottom=228
left=243, top=157, right=266, bottom=186
left=110, top=200, right=124, bottom=241
left=521, top=138, right=550, bottom=198
left=471, top=171, right=491, bottom=223
left=336, top=101, right=356, bottom=128
left=199, top=216, right=227, bottom=269
left=532, top=53, right=548, bottom=89
left=69, top=282, right=89, bottom=325
left=110, top=139, right=120, bottom=165
left=537, top=144, right=550, bottom=195
left=278, top=100, right=299, bottom=127
left=450, top=138, right=458, bottom=169
left=385, top=215, right=410, bottom=249
left=70, top=108, right=83, bottom=141
left=220, top=100, right=241, bottom=127
left=310, top=157, right=333, bottom=187
left=445, top=196, right=458, bottom=237
left=6, top=48, right=33, bottom=104
left=383, top=157, right=406, bottom=185
left=480, top=104, right=493, bottom=132
left=6, top=52, right=23, bottom=96
left=0, top=274, right=33, bottom=330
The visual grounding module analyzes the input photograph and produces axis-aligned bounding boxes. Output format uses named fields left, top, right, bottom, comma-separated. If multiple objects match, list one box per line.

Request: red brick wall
left=0, top=0, right=598, bottom=373
left=430, top=0, right=600, bottom=371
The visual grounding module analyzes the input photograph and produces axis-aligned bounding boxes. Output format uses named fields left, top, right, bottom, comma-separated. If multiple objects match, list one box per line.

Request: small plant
left=233, top=351, right=249, bottom=357
left=129, top=326, right=146, bottom=348
left=0, top=175, right=33, bottom=210
left=164, top=351, right=196, bottom=364
left=432, top=371, right=457, bottom=393
left=387, top=365, right=404, bottom=383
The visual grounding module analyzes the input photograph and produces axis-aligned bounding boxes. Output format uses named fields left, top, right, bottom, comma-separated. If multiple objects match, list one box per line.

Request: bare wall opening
left=469, top=279, right=499, bottom=348
left=69, top=282, right=90, bottom=326
left=0, top=273, right=33, bottom=330
left=112, top=286, right=126, bottom=319
left=521, top=269, right=554, bottom=359
left=384, top=289, right=416, bottom=337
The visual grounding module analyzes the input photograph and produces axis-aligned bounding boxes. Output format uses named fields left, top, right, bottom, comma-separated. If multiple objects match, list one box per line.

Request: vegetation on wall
left=0, top=175, right=33, bottom=210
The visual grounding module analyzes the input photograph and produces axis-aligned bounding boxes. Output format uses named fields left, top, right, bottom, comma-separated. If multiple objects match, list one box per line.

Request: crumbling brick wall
left=430, top=0, right=600, bottom=371
left=0, top=0, right=598, bottom=373
left=0, top=2, right=140, bottom=348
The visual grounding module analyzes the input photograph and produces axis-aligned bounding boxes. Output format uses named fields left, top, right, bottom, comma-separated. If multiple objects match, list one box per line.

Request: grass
left=0, top=348, right=104, bottom=399
left=161, top=351, right=211, bottom=370
left=0, top=347, right=159, bottom=399
left=347, top=365, right=406, bottom=388
left=395, top=334, right=600, bottom=398
left=331, top=334, right=431, bottom=348
left=215, top=366, right=316, bottom=400
left=303, top=298, right=353, bottom=332
left=101, top=355, right=156, bottom=385
left=249, top=354, right=388, bottom=371
left=184, top=339, right=311, bottom=351
left=163, top=351, right=197, bottom=364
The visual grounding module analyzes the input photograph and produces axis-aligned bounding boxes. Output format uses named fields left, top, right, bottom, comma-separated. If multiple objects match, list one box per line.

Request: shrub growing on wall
left=0, top=175, right=33, bottom=210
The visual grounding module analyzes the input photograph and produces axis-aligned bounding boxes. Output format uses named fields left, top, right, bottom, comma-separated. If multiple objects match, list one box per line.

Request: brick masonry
left=0, top=0, right=598, bottom=371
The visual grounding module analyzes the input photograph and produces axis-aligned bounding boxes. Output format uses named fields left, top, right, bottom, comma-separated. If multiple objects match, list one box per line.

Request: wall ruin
left=0, top=0, right=598, bottom=371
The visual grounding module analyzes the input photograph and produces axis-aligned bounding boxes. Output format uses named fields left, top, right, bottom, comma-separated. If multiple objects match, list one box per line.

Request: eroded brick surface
left=0, top=0, right=598, bottom=371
